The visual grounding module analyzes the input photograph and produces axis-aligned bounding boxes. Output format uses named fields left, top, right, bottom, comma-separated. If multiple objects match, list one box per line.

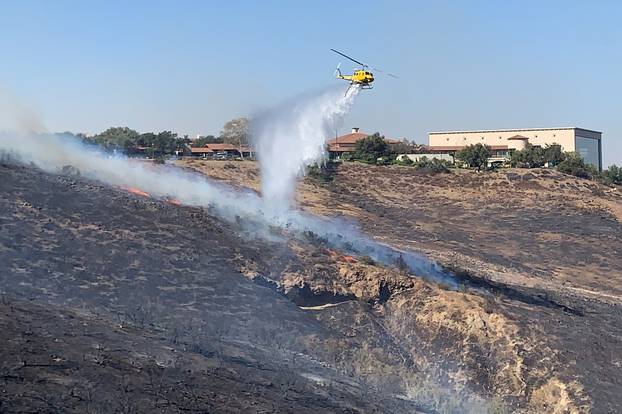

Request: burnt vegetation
left=3, top=159, right=622, bottom=413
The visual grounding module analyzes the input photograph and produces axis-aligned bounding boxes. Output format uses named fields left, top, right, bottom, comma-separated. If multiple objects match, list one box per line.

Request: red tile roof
left=327, top=132, right=369, bottom=145
left=507, top=135, right=530, bottom=140
left=328, top=131, right=399, bottom=152
left=190, top=144, right=252, bottom=153
left=190, top=147, right=214, bottom=153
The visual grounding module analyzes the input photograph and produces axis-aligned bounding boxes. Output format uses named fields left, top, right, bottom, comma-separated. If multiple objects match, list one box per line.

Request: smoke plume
left=0, top=88, right=456, bottom=287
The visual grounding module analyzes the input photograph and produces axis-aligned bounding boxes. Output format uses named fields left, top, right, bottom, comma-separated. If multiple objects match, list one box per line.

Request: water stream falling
left=252, top=85, right=360, bottom=216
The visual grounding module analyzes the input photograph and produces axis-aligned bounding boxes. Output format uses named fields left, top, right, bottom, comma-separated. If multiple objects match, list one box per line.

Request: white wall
left=429, top=128, right=577, bottom=151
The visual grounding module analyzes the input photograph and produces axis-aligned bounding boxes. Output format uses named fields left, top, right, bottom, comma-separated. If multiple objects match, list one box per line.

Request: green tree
left=136, top=131, right=187, bottom=156
left=543, top=143, right=565, bottom=166
left=154, top=131, right=178, bottom=154
left=93, top=127, right=140, bottom=152
left=192, top=135, right=223, bottom=147
left=510, top=143, right=545, bottom=168
left=219, top=117, right=250, bottom=146
left=390, top=139, right=417, bottom=155
left=602, top=164, right=622, bottom=185
left=352, top=133, right=391, bottom=164
left=557, top=152, right=597, bottom=179
left=455, top=143, right=491, bottom=171
left=413, top=156, right=450, bottom=173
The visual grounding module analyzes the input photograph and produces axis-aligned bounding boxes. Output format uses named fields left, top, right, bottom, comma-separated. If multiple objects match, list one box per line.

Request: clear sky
left=1, top=0, right=620, bottom=166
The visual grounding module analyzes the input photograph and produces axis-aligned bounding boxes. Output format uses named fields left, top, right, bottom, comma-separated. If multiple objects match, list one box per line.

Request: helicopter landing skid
left=345, top=84, right=372, bottom=96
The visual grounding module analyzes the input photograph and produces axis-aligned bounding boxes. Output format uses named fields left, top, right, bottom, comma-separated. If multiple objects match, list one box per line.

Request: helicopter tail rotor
left=333, top=62, right=342, bottom=78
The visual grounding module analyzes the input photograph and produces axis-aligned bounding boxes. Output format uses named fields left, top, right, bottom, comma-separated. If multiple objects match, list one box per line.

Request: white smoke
left=0, top=87, right=456, bottom=288
left=252, top=86, right=359, bottom=214
left=0, top=87, right=46, bottom=134
left=0, top=131, right=265, bottom=223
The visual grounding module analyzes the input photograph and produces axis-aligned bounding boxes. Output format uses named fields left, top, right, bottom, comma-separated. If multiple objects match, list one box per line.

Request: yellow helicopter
left=331, top=48, right=396, bottom=93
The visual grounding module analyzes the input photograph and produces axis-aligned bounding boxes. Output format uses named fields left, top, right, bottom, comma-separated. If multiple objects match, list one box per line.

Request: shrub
left=414, top=157, right=450, bottom=173
left=557, top=152, right=597, bottom=179
left=359, top=255, right=375, bottom=265
left=376, top=155, right=395, bottom=166
left=602, top=164, right=622, bottom=185
left=302, top=230, right=328, bottom=245
left=394, top=156, right=414, bottom=166
left=340, top=152, right=353, bottom=161
left=511, top=143, right=566, bottom=168
left=455, top=144, right=491, bottom=171
left=306, top=161, right=337, bottom=182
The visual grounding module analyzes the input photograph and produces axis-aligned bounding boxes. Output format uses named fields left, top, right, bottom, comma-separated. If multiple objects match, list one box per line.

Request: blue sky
left=1, top=0, right=620, bottom=166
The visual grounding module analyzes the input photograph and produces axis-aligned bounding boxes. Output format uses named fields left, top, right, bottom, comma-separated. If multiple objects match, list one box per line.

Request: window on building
left=575, top=136, right=600, bottom=168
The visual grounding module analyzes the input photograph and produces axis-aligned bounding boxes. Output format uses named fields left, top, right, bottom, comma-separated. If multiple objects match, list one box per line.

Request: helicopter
left=331, top=48, right=396, bottom=93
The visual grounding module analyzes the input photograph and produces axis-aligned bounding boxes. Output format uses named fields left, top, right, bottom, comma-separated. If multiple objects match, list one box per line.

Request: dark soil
left=0, top=163, right=425, bottom=413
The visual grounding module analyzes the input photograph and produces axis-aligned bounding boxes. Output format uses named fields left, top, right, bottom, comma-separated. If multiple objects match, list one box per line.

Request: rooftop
left=327, top=132, right=369, bottom=145
left=190, top=143, right=252, bottom=153
left=429, top=127, right=602, bottom=135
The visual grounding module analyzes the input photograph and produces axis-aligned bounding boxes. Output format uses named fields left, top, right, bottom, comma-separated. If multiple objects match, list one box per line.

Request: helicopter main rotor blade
left=330, top=48, right=367, bottom=67
left=372, top=66, right=398, bottom=78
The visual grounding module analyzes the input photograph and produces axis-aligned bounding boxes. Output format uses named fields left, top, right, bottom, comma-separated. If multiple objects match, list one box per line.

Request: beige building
left=428, top=127, right=602, bottom=170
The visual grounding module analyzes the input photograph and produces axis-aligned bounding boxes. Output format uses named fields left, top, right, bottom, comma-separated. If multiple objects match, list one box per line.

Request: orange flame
left=341, top=255, right=358, bottom=263
left=121, top=187, right=150, bottom=197
left=324, top=248, right=358, bottom=263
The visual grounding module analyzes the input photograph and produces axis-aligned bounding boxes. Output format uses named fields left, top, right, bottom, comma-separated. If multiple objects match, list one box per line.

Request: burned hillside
left=179, top=159, right=622, bottom=413
left=1, top=160, right=621, bottom=412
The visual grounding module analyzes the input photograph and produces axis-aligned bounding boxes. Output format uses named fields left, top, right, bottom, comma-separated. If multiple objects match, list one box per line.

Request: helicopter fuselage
left=337, top=69, right=374, bottom=86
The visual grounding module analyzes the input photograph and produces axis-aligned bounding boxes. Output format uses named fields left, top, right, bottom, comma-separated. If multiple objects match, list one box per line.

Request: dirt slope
left=177, top=159, right=622, bottom=413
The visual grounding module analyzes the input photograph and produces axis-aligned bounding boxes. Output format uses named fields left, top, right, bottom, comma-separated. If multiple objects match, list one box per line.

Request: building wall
left=429, top=128, right=602, bottom=169
left=429, top=128, right=577, bottom=151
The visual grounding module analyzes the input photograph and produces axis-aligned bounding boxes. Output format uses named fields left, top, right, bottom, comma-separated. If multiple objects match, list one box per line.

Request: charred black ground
left=2, top=161, right=622, bottom=413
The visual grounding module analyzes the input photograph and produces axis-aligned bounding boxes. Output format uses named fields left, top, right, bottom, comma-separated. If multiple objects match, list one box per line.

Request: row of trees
left=347, top=137, right=621, bottom=184
left=79, top=117, right=251, bottom=157
left=510, top=143, right=565, bottom=168
left=455, top=143, right=621, bottom=185
left=345, top=134, right=450, bottom=173
left=82, top=127, right=190, bottom=157
left=454, top=143, right=565, bottom=170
